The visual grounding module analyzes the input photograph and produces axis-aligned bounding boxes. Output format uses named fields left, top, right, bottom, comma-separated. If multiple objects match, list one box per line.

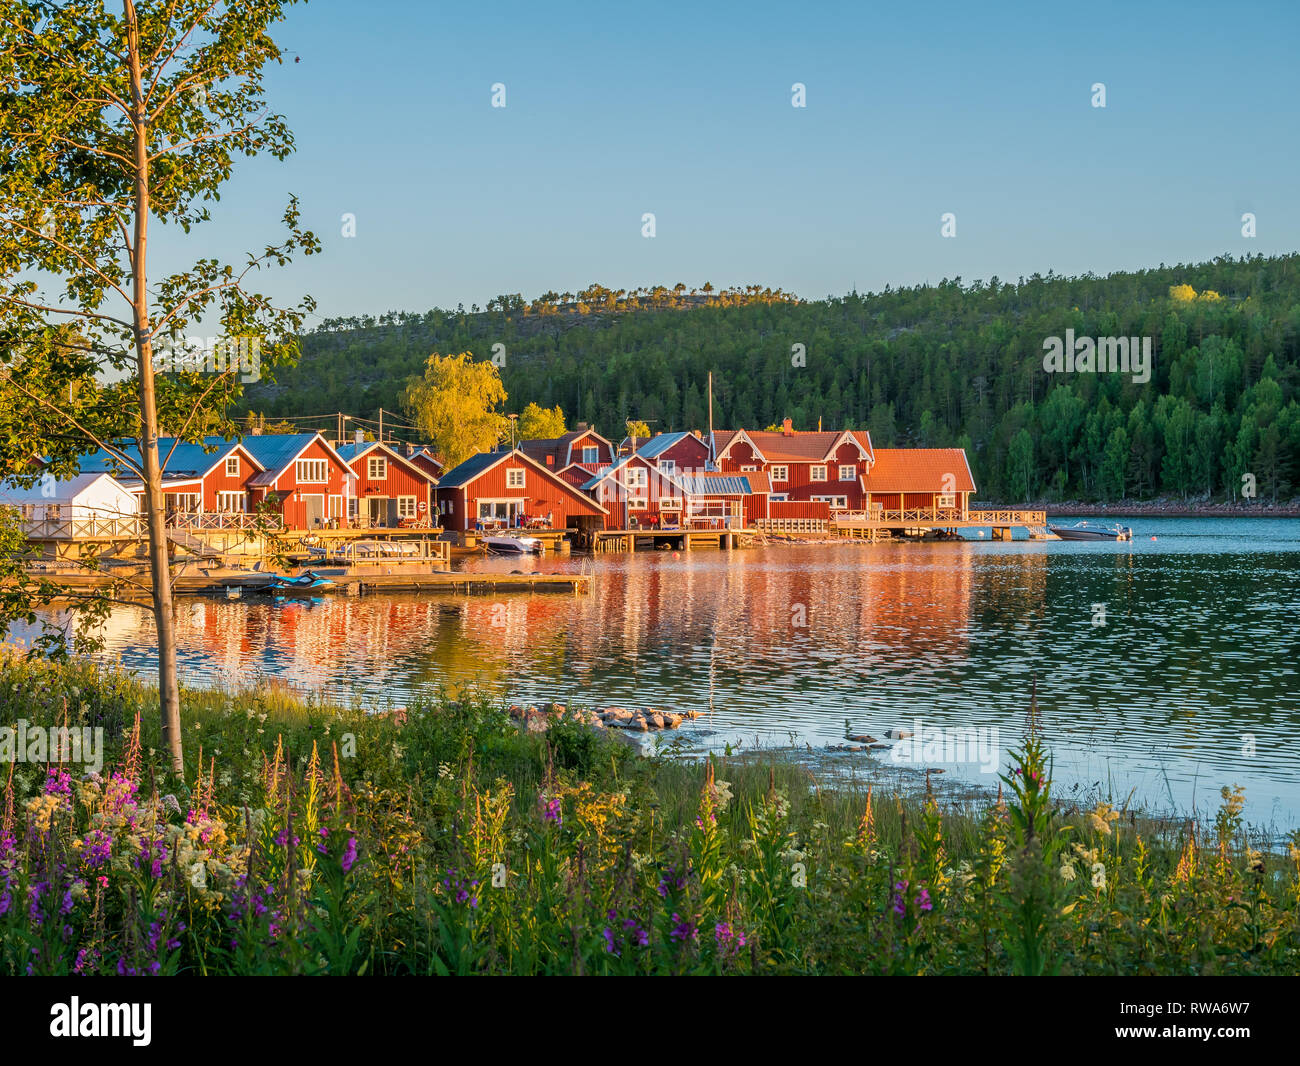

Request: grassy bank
left=1, top=653, right=1297, bottom=975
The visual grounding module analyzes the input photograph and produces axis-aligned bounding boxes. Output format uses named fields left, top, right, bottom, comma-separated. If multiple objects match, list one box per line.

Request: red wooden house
left=625, top=430, right=712, bottom=475
left=435, top=448, right=607, bottom=532
left=78, top=438, right=267, bottom=519
left=241, top=433, right=354, bottom=530
left=864, top=449, right=976, bottom=515
left=408, top=447, right=445, bottom=481
left=712, top=419, right=874, bottom=512
left=519, top=423, right=615, bottom=471
left=580, top=455, right=762, bottom=530
left=335, top=440, right=440, bottom=527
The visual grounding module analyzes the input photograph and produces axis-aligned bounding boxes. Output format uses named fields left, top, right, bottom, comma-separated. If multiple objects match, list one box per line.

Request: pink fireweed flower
left=341, top=837, right=358, bottom=874
left=892, top=880, right=909, bottom=916
left=914, top=887, right=933, bottom=913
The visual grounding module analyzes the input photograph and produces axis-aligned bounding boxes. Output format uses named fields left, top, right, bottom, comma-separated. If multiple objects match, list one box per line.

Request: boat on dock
left=259, top=569, right=337, bottom=594
left=482, top=534, right=543, bottom=555
left=1047, top=520, right=1133, bottom=542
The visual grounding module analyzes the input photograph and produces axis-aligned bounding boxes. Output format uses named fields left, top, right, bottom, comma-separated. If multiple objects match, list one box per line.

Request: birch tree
left=0, top=0, right=318, bottom=774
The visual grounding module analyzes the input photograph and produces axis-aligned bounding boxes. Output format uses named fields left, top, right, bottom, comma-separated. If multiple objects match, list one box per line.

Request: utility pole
left=707, top=371, right=715, bottom=464
left=378, top=407, right=383, bottom=443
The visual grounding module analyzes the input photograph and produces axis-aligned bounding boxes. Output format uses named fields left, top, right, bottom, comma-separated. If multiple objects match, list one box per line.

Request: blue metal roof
left=77, top=437, right=248, bottom=478
left=437, top=450, right=511, bottom=489
left=333, top=441, right=375, bottom=463
left=675, top=473, right=752, bottom=495
left=632, top=432, right=696, bottom=460
left=235, top=433, right=323, bottom=473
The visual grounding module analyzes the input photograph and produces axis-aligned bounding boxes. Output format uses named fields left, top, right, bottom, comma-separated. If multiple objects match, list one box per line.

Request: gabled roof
left=865, top=449, right=976, bottom=494
left=0, top=471, right=134, bottom=504
left=238, top=433, right=347, bottom=476
left=334, top=441, right=439, bottom=484
left=519, top=427, right=613, bottom=467
left=715, top=427, right=873, bottom=464
left=632, top=432, right=708, bottom=461
left=437, top=448, right=608, bottom=513
left=77, top=437, right=265, bottom=480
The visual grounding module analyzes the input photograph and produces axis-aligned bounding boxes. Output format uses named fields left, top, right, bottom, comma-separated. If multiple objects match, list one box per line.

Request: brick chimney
left=782, top=417, right=794, bottom=436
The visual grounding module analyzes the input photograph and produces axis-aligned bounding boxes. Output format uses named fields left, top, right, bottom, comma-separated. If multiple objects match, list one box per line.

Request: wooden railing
left=16, top=517, right=141, bottom=539
left=832, top=508, right=1047, bottom=527
left=756, top=518, right=829, bottom=533
left=169, top=511, right=282, bottom=531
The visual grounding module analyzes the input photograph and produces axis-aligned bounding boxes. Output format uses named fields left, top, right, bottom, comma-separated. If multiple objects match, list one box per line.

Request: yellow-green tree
left=402, top=352, right=508, bottom=467
left=517, top=402, right=565, bottom=440
left=625, top=420, right=651, bottom=439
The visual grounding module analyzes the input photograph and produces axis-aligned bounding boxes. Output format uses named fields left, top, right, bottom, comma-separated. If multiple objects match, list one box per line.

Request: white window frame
left=216, top=491, right=245, bottom=513
left=839, top=464, right=856, bottom=482
left=329, top=495, right=344, bottom=518
left=581, top=446, right=599, bottom=464
left=367, top=456, right=387, bottom=480
left=296, top=458, right=327, bottom=484
left=812, top=494, right=849, bottom=509
left=506, top=468, right=526, bottom=489
left=396, top=495, right=417, bottom=519
left=937, top=493, right=956, bottom=508
left=769, top=493, right=788, bottom=502
left=625, top=467, right=648, bottom=489
left=770, top=465, right=788, bottom=482
left=627, top=498, right=649, bottom=510
left=810, top=465, right=828, bottom=482
left=659, top=496, right=683, bottom=510
left=740, top=464, right=759, bottom=472
left=224, top=456, right=239, bottom=478
left=659, top=459, right=676, bottom=474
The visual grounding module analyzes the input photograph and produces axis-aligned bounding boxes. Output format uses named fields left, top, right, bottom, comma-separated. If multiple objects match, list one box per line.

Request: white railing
left=16, top=517, right=142, bottom=539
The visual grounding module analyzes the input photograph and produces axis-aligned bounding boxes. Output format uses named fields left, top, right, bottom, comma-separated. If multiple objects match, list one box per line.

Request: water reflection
left=11, top=518, right=1300, bottom=829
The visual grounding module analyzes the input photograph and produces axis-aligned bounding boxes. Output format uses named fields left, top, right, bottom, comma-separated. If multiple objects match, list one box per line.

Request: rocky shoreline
left=1002, top=499, right=1300, bottom=518
left=508, top=701, right=701, bottom=732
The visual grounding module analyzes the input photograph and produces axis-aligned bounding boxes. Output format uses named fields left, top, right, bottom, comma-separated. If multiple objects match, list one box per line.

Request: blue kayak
left=260, top=569, right=336, bottom=593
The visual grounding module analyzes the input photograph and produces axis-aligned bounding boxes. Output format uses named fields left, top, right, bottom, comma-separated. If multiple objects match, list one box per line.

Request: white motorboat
left=482, top=534, right=543, bottom=555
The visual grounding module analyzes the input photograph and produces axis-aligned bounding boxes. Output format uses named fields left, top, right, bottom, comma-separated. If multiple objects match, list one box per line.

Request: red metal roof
left=865, top=449, right=976, bottom=493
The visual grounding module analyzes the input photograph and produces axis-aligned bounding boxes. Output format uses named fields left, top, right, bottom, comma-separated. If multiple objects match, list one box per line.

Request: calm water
left=11, top=518, right=1300, bottom=829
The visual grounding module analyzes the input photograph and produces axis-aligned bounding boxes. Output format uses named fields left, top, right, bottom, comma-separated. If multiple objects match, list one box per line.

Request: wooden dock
left=589, top=528, right=752, bottom=553
left=831, top=509, right=1048, bottom=541
left=19, top=566, right=591, bottom=600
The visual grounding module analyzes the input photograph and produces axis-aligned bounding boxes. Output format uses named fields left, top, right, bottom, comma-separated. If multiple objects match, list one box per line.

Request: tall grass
left=1, top=652, right=1297, bottom=975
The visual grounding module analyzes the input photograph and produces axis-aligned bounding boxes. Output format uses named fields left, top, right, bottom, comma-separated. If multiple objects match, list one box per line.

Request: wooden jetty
left=19, top=565, right=591, bottom=600
left=831, top=508, right=1048, bottom=541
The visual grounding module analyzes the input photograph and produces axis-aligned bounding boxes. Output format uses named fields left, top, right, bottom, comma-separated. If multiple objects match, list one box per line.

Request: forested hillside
left=241, top=255, right=1300, bottom=502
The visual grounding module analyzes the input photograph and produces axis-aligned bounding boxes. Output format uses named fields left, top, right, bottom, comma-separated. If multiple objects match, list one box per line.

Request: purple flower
left=914, top=887, right=933, bottom=913
left=340, top=837, right=358, bottom=874
left=542, top=796, right=562, bottom=825
left=892, top=880, right=909, bottom=916
left=43, top=767, right=72, bottom=796
left=669, top=913, right=697, bottom=944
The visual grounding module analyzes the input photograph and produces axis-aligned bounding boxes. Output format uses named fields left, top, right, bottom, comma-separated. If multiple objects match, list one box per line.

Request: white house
left=0, top=472, right=140, bottom=537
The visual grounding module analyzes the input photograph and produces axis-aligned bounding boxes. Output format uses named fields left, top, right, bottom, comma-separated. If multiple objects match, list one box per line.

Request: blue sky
left=171, top=0, right=1300, bottom=323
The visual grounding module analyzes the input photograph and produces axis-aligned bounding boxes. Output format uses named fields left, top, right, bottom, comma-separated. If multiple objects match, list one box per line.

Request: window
left=296, top=459, right=327, bottom=483
left=627, top=498, right=648, bottom=510
left=396, top=496, right=417, bottom=519
left=770, top=493, right=788, bottom=502
left=812, top=494, right=848, bottom=509
left=937, top=493, right=956, bottom=508
left=225, top=457, right=239, bottom=477
left=626, top=467, right=647, bottom=489
left=506, top=468, right=525, bottom=489
left=660, top=497, right=683, bottom=510
left=348, top=498, right=359, bottom=519
left=741, top=464, right=759, bottom=472
left=659, top=459, right=676, bottom=474
left=216, top=491, right=245, bottom=512
left=329, top=495, right=343, bottom=518
left=839, top=464, right=856, bottom=481
left=582, top=446, right=599, bottom=464
left=770, top=465, right=788, bottom=482
left=810, top=465, right=827, bottom=481
left=367, top=456, right=387, bottom=480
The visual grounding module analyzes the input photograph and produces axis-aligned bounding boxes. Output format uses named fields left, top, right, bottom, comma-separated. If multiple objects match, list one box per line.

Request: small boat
left=1047, top=520, right=1133, bottom=542
left=482, top=534, right=543, bottom=555
left=260, top=569, right=336, bottom=593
